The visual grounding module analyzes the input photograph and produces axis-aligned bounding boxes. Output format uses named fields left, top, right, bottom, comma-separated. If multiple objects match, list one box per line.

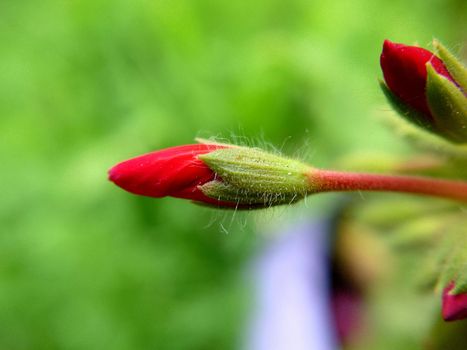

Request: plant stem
left=311, top=169, right=467, bottom=203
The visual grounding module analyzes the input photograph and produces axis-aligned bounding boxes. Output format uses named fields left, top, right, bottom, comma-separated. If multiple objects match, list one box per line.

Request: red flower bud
left=108, top=143, right=238, bottom=207
left=109, top=142, right=315, bottom=208
left=442, top=281, right=467, bottom=321
left=380, top=39, right=467, bottom=143
left=380, top=39, right=455, bottom=120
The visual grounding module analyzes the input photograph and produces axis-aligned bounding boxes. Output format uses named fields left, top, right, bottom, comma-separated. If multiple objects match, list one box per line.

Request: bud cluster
left=108, top=38, right=467, bottom=323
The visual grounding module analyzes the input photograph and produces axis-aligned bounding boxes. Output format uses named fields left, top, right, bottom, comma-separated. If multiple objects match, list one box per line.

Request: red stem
left=312, top=169, right=467, bottom=202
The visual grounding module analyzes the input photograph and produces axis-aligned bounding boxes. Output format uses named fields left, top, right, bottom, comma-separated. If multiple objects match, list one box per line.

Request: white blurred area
left=245, top=221, right=339, bottom=350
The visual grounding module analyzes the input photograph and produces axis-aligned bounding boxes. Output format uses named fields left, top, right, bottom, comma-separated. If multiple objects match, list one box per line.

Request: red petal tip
left=442, top=282, right=467, bottom=322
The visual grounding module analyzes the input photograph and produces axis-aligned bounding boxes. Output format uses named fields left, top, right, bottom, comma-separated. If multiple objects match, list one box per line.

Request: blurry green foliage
left=0, top=0, right=465, bottom=349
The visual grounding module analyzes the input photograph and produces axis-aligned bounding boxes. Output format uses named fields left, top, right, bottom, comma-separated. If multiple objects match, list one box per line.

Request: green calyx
left=198, top=146, right=315, bottom=207
left=426, top=63, right=467, bottom=143
left=433, top=40, right=467, bottom=94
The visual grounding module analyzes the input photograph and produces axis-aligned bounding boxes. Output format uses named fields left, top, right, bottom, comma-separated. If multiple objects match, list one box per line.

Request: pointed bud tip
left=108, top=165, right=120, bottom=183
left=107, top=160, right=142, bottom=195
left=381, top=39, right=407, bottom=57
left=382, top=39, right=395, bottom=51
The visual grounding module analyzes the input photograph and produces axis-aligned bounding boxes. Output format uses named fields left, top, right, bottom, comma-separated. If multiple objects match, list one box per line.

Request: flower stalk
left=310, top=169, right=467, bottom=203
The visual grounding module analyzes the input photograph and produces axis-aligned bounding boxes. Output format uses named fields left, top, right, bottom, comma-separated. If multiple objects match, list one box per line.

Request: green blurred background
left=0, top=0, right=465, bottom=349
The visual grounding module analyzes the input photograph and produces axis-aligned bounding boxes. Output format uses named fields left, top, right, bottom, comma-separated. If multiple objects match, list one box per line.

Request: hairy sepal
left=433, top=40, right=467, bottom=94
left=199, top=147, right=314, bottom=206
left=426, top=63, right=467, bottom=144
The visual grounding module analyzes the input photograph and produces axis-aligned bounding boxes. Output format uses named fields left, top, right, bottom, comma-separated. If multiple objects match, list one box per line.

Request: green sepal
left=426, top=63, right=467, bottom=144
left=199, top=180, right=302, bottom=207
left=379, top=80, right=435, bottom=131
left=199, top=147, right=313, bottom=205
left=433, top=39, right=467, bottom=94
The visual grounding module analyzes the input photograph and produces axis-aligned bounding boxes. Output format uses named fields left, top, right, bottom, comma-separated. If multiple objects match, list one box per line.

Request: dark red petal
left=442, top=281, right=467, bottom=321
left=108, top=144, right=225, bottom=198
left=380, top=40, right=456, bottom=119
